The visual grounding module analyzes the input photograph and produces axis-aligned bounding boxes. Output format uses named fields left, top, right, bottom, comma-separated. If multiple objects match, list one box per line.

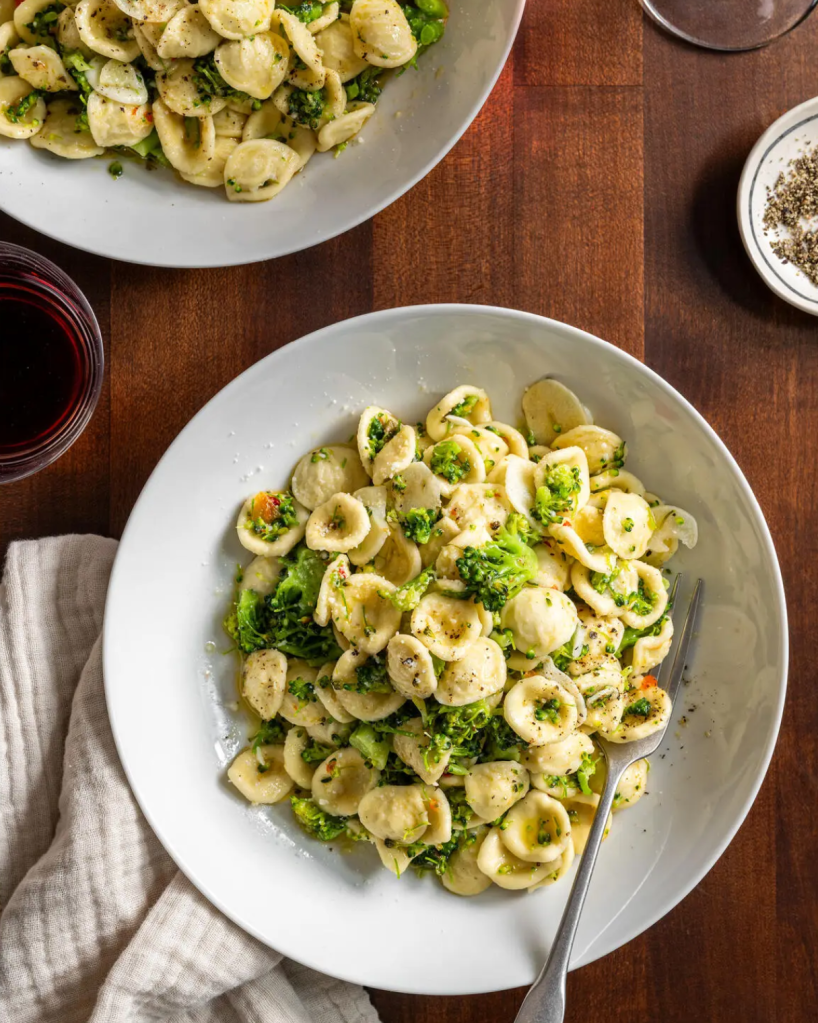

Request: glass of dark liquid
left=0, top=242, right=103, bottom=484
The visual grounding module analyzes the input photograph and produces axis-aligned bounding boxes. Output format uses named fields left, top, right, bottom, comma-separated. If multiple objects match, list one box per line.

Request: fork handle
left=513, top=761, right=627, bottom=1023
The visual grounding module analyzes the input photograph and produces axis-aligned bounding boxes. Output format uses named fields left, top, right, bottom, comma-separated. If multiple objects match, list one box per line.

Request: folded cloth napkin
left=0, top=536, right=380, bottom=1023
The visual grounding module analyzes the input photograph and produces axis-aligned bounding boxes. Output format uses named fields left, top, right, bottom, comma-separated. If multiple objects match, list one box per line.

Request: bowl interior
left=104, top=305, right=787, bottom=994
left=0, top=4, right=523, bottom=268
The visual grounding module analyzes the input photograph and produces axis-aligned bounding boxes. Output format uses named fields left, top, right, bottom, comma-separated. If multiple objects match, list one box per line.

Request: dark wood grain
left=1, top=0, right=813, bottom=1018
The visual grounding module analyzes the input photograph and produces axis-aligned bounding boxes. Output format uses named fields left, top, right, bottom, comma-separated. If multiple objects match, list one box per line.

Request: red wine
left=0, top=281, right=85, bottom=454
left=0, top=244, right=103, bottom=484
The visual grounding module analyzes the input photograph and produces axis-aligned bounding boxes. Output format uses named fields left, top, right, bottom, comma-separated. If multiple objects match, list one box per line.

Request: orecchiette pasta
left=222, top=377, right=697, bottom=896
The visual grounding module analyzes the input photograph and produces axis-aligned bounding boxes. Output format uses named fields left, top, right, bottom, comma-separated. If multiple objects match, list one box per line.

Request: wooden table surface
left=1, top=1, right=814, bottom=1020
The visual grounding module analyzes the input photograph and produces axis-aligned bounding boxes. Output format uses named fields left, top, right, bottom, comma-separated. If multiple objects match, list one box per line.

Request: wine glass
left=641, top=0, right=818, bottom=51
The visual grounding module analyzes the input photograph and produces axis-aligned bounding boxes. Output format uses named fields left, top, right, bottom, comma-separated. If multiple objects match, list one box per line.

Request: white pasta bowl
left=0, top=4, right=524, bottom=269
left=104, top=305, right=787, bottom=994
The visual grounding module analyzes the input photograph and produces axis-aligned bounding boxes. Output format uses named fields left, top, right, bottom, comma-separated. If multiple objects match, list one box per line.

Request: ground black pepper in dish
left=763, top=143, right=818, bottom=286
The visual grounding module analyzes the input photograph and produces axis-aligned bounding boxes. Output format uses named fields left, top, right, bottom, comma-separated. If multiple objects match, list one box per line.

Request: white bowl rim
left=737, top=93, right=818, bottom=316
left=0, top=4, right=526, bottom=269
left=103, top=303, right=789, bottom=990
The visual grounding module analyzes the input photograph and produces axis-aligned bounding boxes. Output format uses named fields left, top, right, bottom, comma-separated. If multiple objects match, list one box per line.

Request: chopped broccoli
left=407, top=833, right=459, bottom=876
left=291, top=795, right=348, bottom=841
left=301, top=737, right=335, bottom=762
left=369, top=704, right=417, bottom=736
left=481, top=711, right=527, bottom=761
left=250, top=718, right=287, bottom=752
left=288, top=677, right=317, bottom=702
left=379, top=750, right=421, bottom=786
left=193, top=55, right=257, bottom=110
left=118, top=129, right=171, bottom=169
left=532, top=464, right=581, bottom=526
left=430, top=439, right=471, bottom=484
left=224, top=589, right=270, bottom=653
left=401, top=508, right=440, bottom=545
left=550, top=632, right=588, bottom=672
left=25, top=2, right=64, bottom=42
left=423, top=699, right=492, bottom=764
left=244, top=490, right=299, bottom=543
left=449, top=393, right=477, bottom=418
left=0, top=47, right=13, bottom=76
left=575, top=751, right=597, bottom=795
left=4, top=90, right=45, bottom=125
left=288, top=86, right=327, bottom=130
left=388, top=567, right=436, bottom=612
left=349, top=722, right=390, bottom=769
left=344, top=65, right=383, bottom=103
left=446, top=787, right=475, bottom=829
left=278, top=0, right=325, bottom=22
left=339, top=653, right=393, bottom=694
left=455, top=513, right=538, bottom=611
left=534, top=698, right=561, bottom=723
left=618, top=613, right=667, bottom=654
left=626, top=578, right=657, bottom=618
left=623, top=697, right=652, bottom=718
left=365, top=412, right=399, bottom=459
left=224, top=545, right=341, bottom=663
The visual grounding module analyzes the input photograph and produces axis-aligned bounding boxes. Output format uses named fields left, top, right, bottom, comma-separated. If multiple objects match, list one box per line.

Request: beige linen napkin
left=0, top=536, right=380, bottom=1023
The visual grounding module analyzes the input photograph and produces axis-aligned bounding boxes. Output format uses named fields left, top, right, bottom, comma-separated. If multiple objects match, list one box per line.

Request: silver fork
left=514, top=576, right=704, bottom=1023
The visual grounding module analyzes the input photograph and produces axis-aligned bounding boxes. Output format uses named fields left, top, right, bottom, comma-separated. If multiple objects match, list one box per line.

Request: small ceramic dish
left=738, top=95, right=818, bottom=315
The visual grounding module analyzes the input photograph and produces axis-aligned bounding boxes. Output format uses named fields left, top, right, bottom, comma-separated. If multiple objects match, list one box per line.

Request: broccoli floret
left=388, top=567, right=436, bottom=612
left=401, top=508, right=440, bottom=544
left=278, top=0, right=325, bottom=22
left=430, top=438, right=470, bottom=484
left=531, top=464, right=582, bottom=526
left=379, top=750, right=421, bottom=786
left=626, top=578, right=657, bottom=618
left=344, top=66, right=383, bottom=104
left=225, top=545, right=341, bottom=663
left=349, top=722, right=390, bottom=769
left=288, top=677, right=317, bottom=702
left=4, top=90, right=45, bottom=126
left=618, top=613, right=668, bottom=655
left=288, top=86, right=327, bottom=130
left=446, top=787, right=476, bottom=829
left=449, top=393, right=477, bottom=418
left=301, top=737, right=335, bottom=763
left=406, top=832, right=459, bottom=876
left=291, top=795, right=348, bottom=841
left=423, top=699, right=492, bottom=764
left=224, top=589, right=270, bottom=653
left=250, top=718, right=287, bottom=752
left=455, top=513, right=538, bottom=611
left=624, top=697, right=652, bottom=718
left=339, top=653, right=393, bottom=694
left=481, top=711, right=527, bottom=761
left=193, top=55, right=257, bottom=109
left=25, top=1, right=64, bottom=42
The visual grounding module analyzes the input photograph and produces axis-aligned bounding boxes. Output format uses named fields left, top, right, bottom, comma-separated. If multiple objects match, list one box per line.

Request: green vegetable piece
left=401, top=507, right=440, bottom=544
left=531, top=463, right=581, bottom=526
left=455, top=513, right=538, bottom=612
left=430, top=438, right=470, bottom=484
left=624, top=697, right=652, bottom=718
left=291, top=795, right=348, bottom=841
left=349, top=722, right=390, bottom=770
left=388, top=566, right=436, bottom=612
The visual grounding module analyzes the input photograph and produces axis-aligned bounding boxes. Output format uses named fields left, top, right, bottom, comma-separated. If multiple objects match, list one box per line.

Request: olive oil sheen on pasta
left=0, top=278, right=83, bottom=454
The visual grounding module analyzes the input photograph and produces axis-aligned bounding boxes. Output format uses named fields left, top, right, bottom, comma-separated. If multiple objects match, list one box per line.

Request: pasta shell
left=29, top=97, right=104, bottom=156
left=392, top=718, right=450, bottom=785
left=311, top=746, right=379, bottom=816
left=349, top=0, right=416, bottom=69
left=199, top=0, right=275, bottom=40
left=0, top=76, right=46, bottom=139
left=500, top=790, right=572, bottom=864
left=74, top=0, right=140, bottom=62
left=552, top=425, right=624, bottom=476
left=386, top=632, right=438, bottom=699
left=521, top=378, right=590, bottom=446
left=330, top=572, right=401, bottom=655
left=411, top=592, right=483, bottom=662
left=291, top=443, right=368, bottom=511
left=227, top=745, right=293, bottom=805
left=87, top=93, right=153, bottom=147
left=464, top=761, right=529, bottom=821
left=315, top=16, right=368, bottom=82
left=503, top=675, right=580, bottom=746
left=358, top=784, right=428, bottom=843
left=283, top=725, right=317, bottom=789
left=441, top=827, right=492, bottom=896
left=235, top=490, right=308, bottom=557
left=9, top=45, right=76, bottom=92
left=215, top=31, right=289, bottom=100
left=436, top=637, right=506, bottom=707
left=306, top=492, right=371, bottom=553
left=157, top=5, right=221, bottom=59
left=476, top=827, right=555, bottom=891
left=224, top=137, right=300, bottom=202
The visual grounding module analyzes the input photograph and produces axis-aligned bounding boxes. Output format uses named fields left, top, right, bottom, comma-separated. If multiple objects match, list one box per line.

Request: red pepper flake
left=640, top=674, right=658, bottom=690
